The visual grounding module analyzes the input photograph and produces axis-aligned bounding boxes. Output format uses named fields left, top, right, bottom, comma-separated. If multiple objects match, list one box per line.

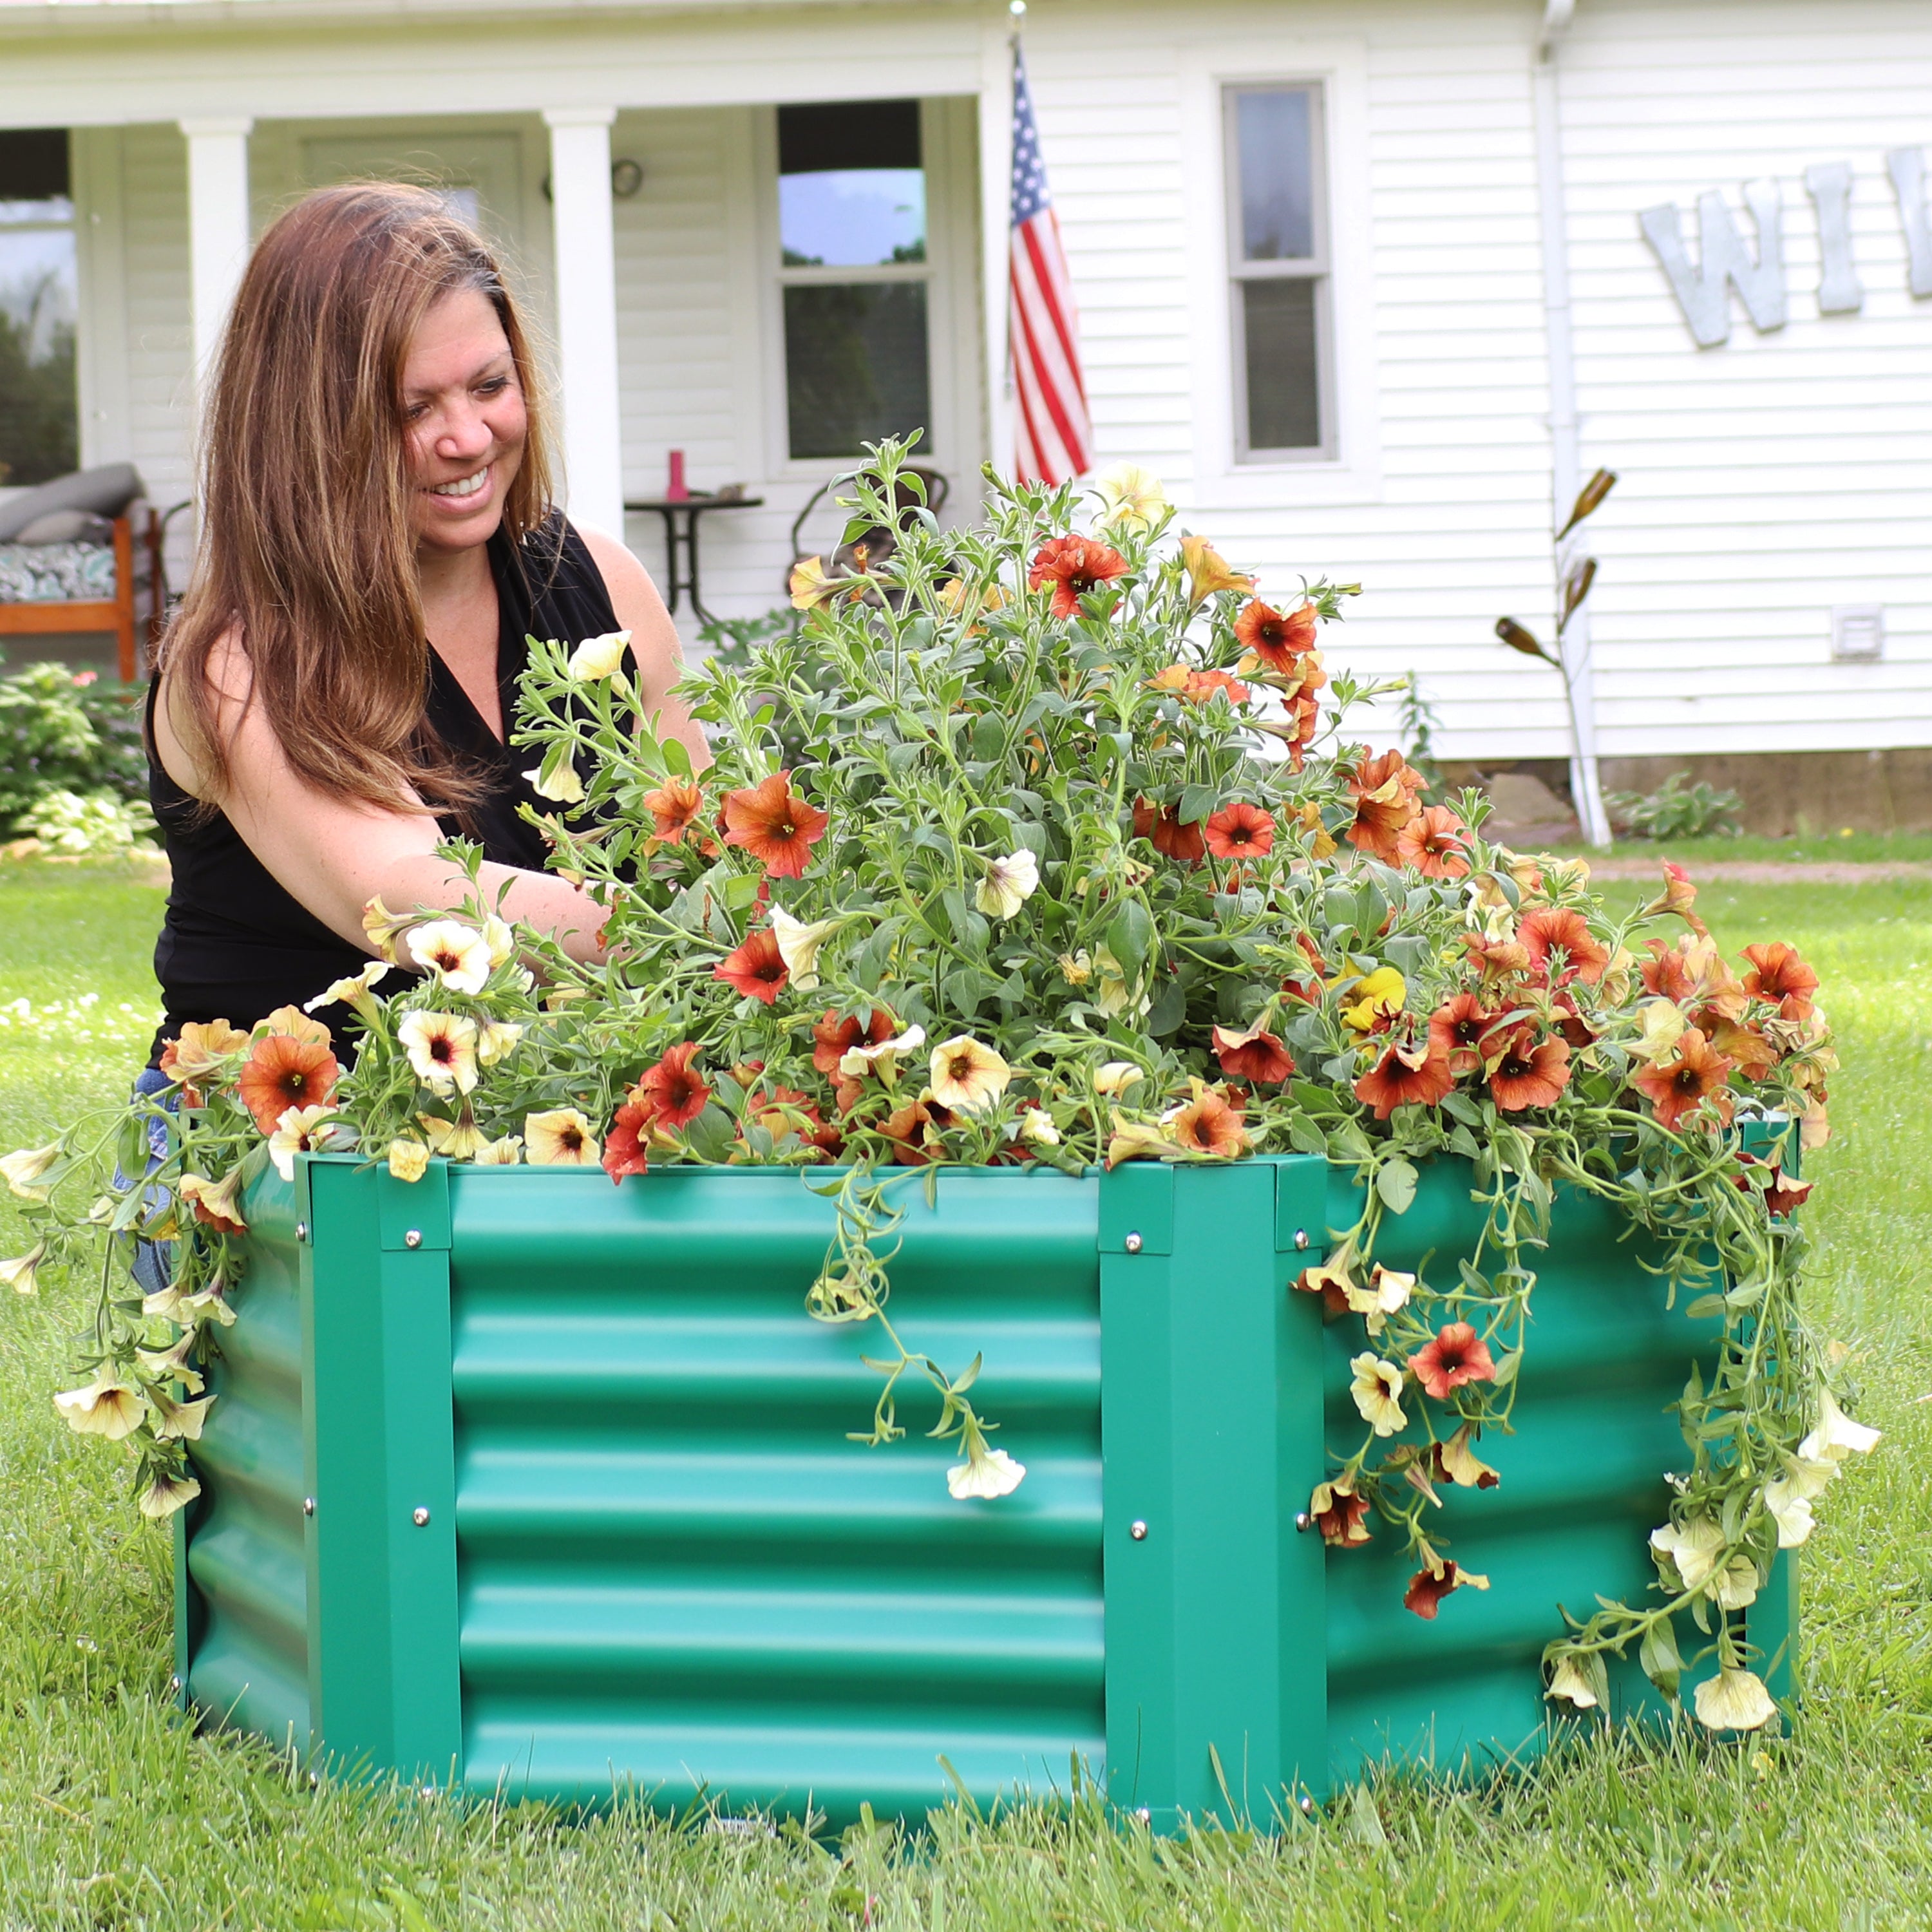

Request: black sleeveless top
left=147, top=515, right=620, bottom=1063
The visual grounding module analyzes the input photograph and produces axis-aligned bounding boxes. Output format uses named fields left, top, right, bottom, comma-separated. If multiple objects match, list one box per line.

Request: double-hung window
left=775, top=100, right=934, bottom=462
left=1224, top=85, right=1331, bottom=462
left=0, top=129, right=77, bottom=487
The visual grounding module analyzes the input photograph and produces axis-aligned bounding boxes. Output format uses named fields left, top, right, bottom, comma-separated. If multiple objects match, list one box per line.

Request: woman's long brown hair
left=162, top=182, right=555, bottom=816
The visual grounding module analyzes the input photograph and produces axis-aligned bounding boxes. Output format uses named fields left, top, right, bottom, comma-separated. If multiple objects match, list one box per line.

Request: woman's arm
left=576, top=525, right=712, bottom=773
left=155, top=634, right=614, bottom=964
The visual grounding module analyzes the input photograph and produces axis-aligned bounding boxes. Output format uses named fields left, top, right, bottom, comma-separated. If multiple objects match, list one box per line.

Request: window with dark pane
left=0, top=129, right=77, bottom=487
left=777, top=100, right=933, bottom=460
left=1225, top=85, right=1329, bottom=460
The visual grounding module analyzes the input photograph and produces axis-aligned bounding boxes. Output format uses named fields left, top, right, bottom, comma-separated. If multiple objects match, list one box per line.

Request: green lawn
left=1, top=860, right=1927, bottom=1931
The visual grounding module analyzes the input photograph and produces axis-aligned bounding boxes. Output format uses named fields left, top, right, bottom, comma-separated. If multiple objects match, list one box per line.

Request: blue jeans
left=129, top=1063, right=176, bottom=1301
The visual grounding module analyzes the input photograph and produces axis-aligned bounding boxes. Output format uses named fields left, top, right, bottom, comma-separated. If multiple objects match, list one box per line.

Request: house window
left=1225, top=86, right=1329, bottom=460
left=0, top=129, right=77, bottom=487
left=777, top=100, right=933, bottom=462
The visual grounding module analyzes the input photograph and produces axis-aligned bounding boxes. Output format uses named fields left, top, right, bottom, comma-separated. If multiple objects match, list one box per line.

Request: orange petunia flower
left=1395, top=804, right=1472, bottom=880
left=1641, top=860, right=1707, bottom=934
left=1408, top=1320, right=1498, bottom=1399
left=600, top=1101, right=652, bottom=1183
left=1403, top=1558, right=1487, bottom=1620
left=642, top=776, right=707, bottom=846
left=1707, top=1016, right=1778, bottom=1081
left=635, top=1042, right=712, bottom=1127
left=812, top=1009, right=896, bottom=1076
left=1027, top=533, right=1131, bottom=619
left=721, top=772, right=830, bottom=880
left=1462, top=931, right=1533, bottom=981
left=1204, top=800, right=1275, bottom=860
left=236, top=1032, right=341, bottom=1136
left=1428, top=992, right=1501, bottom=1076
left=1518, top=907, right=1608, bottom=987
left=1742, top=942, right=1819, bottom=1018
left=1212, top=1021, right=1295, bottom=1085
left=1345, top=750, right=1426, bottom=864
left=1132, top=797, right=1207, bottom=866
left=714, top=929, right=789, bottom=1004
left=1148, top=665, right=1252, bottom=708
left=1232, top=598, right=1318, bottom=671
left=1354, top=1039, right=1455, bottom=1121
left=1165, top=1081, right=1249, bottom=1157
left=1631, top=1026, right=1736, bottom=1132
left=1487, top=1032, right=1571, bottom=1112
left=880, top=1094, right=954, bottom=1166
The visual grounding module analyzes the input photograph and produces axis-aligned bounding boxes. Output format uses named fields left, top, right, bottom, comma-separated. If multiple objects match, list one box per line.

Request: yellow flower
left=409, top=920, right=494, bottom=994
left=1649, top=1515, right=1725, bottom=1595
left=471, top=1135, right=524, bottom=1166
left=149, top=1388, right=215, bottom=1442
left=1344, top=1264, right=1413, bottom=1335
left=1349, top=1353, right=1407, bottom=1436
left=387, top=1137, right=430, bottom=1183
left=1633, top=998, right=1687, bottom=1065
left=946, top=1444, right=1027, bottom=1501
left=162, top=1018, right=251, bottom=1084
left=1463, top=873, right=1515, bottom=941
left=524, top=759, right=585, bottom=805
left=1093, top=461, right=1170, bottom=535
left=1104, top=1119, right=1190, bottom=1167
left=1094, top=947, right=1142, bottom=1018
left=475, top=1019, right=525, bottom=1067
left=177, top=1168, right=248, bottom=1234
left=1180, top=534, right=1255, bottom=608
left=398, top=1011, right=480, bottom=1097
left=1057, top=950, right=1094, bottom=987
left=0, top=1238, right=46, bottom=1296
left=480, top=916, right=517, bottom=969
left=1693, top=1667, right=1777, bottom=1732
left=525, top=1108, right=600, bottom=1166
left=136, top=1331, right=204, bottom=1393
left=0, top=1142, right=61, bottom=1202
left=1094, top=1061, right=1145, bottom=1099
left=788, top=555, right=845, bottom=611
left=419, top=1113, right=487, bottom=1160
left=1019, top=1107, right=1061, bottom=1148
left=1545, top=1654, right=1600, bottom=1710
left=269, top=1104, right=341, bottom=1183
left=303, top=960, right=391, bottom=1019
left=53, top=1372, right=146, bottom=1441
left=1437, top=1422, right=1500, bottom=1489
left=566, top=629, right=631, bottom=680
left=361, top=895, right=415, bottom=965
left=929, top=1036, right=1012, bottom=1113
left=137, top=1470, right=204, bottom=1520
left=974, top=851, right=1041, bottom=921
left=1799, top=1389, right=1880, bottom=1463
left=770, top=907, right=844, bottom=990
left=1341, top=967, right=1406, bottom=1034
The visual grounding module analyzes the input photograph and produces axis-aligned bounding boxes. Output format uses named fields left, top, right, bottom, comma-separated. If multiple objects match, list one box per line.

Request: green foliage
left=0, top=302, right=77, bottom=486
left=1611, top=770, right=1745, bottom=841
left=0, top=660, right=146, bottom=837
left=21, top=786, right=155, bottom=855
left=697, top=606, right=795, bottom=672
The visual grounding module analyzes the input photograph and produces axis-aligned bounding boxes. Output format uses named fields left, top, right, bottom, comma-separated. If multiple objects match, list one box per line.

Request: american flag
left=1008, top=41, right=1093, bottom=485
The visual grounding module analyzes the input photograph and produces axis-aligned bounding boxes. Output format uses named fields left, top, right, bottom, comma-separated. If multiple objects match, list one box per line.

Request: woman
left=144, top=182, right=706, bottom=1071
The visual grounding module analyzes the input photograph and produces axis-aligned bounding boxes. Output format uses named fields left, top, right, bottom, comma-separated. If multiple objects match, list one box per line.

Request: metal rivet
left=302, top=1497, right=315, bottom=1517
left=169, top=1673, right=181, bottom=1692
left=1124, top=1231, right=1143, bottom=1254
left=412, top=1506, right=430, bottom=1526
left=1130, top=1519, right=1148, bottom=1541
left=404, top=1229, right=423, bottom=1249
left=294, top=1221, right=309, bottom=1244
left=1293, top=1227, right=1310, bottom=1251
left=1294, top=1511, right=1312, bottom=1533
left=1300, top=1795, right=1316, bottom=1816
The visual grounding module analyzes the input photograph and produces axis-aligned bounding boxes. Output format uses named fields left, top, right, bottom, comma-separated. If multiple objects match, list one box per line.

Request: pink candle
left=666, top=449, right=688, bottom=500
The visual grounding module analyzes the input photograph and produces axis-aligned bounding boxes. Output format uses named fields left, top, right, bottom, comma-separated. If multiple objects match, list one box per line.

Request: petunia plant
left=6, top=439, right=1875, bottom=1736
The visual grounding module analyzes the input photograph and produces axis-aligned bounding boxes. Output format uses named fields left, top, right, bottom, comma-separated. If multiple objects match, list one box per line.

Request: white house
left=2, top=0, right=1929, bottom=831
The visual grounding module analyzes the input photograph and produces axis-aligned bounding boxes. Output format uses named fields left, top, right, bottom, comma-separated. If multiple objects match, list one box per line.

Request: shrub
left=1610, top=771, right=1743, bottom=841
left=0, top=659, right=146, bottom=837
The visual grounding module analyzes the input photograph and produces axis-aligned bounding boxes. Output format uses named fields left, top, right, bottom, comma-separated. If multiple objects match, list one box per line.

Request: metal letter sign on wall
left=1642, top=146, right=1931, bottom=346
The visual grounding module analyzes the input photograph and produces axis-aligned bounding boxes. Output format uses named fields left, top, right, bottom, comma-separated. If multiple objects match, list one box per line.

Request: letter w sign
left=1640, top=178, right=1787, bottom=347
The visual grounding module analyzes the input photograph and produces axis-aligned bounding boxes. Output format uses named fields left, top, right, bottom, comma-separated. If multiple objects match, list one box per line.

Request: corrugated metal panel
left=447, top=1166, right=1104, bottom=1821
left=180, top=1170, right=310, bottom=1752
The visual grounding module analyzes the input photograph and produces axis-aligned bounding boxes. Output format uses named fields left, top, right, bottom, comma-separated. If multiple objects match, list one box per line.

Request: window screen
left=0, top=130, right=77, bottom=488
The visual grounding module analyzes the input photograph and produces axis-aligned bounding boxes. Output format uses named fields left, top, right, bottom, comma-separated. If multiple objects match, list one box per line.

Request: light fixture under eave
left=539, top=158, right=645, bottom=204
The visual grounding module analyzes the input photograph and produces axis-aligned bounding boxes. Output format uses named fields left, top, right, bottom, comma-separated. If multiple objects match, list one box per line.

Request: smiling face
left=400, top=284, right=528, bottom=558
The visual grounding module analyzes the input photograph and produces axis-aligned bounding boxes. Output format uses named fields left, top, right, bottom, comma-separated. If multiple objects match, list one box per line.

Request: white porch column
left=180, top=117, right=253, bottom=388
left=543, top=107, right=625, bottom=536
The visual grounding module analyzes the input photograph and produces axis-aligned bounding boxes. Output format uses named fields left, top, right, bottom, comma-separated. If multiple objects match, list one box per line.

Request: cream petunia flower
left=136, top=1331, right=204, bottom=1393
left=1633, top=998, right=1687, bottom=1065
left=770, top=907, right=844, bottom=990
left=409, top=921, right=493, bottom=994
left=1349, top=1353, right=1407, bottom=1437
left=928, top=1036, right=1012, bottom=1113
left=177, top=1168, right=248, bottom=1234
left=1650, top=1515, right=1725, bottom=1595
left=524, top=1108, right=600, bottom=1166
left=398, top=1011, right=480, bottom=1096
left=524, top=759, right=585, bottom=804
left=1094, top=1061, right=1145, bottom=1098
left=838, top=1024, right=927, bottom=1086
left=567, top=629, right=631, bottom=680
left=946, top=1446, right=1027, bottom=1501
left=1344, top=1264, right=1413, bottom=1336
left=1094, top=947, right=1142, bottom=1018
left=419, top=1113, right=487, bottom=1160
left=53, top=1372, right=146, bottom=1441
left=974, top=851, right=1041, bottom=921
left=137, top=1470, right=204, bottom=1520
left=475, top=1019, right=525, bottom=1067
left=1093, top=461, right=1171, bottom=535
left=269, top=1104, right=342, bottom=1183
left=0, top=1238, right=46, bottom=1296
left=149, top=1388, right=215, bottom=1442
left=1019, top=1107, right=1061, bottom=1147
left=303, top=959, right=390, bottom=1018
left=480, top=916, right=516, bottom=968
left=1544, top=1654, right=1600, bottom=1710
left=1437, top=1422, right=1500, bottom=1489
left=1799, top=1388, right=1880, bottom=1463
left=0, top=1142, right=61, bottom=1202
left=1693, top=1667, right=1778, bottom=1732
left=471, top=1135, right=524, bottom=1166
left=388, top=1137, right=430, bottom=1183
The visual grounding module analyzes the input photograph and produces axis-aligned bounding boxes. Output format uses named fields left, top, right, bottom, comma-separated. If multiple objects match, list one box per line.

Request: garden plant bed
left=176, top=1149, right=1792, bottom=1828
